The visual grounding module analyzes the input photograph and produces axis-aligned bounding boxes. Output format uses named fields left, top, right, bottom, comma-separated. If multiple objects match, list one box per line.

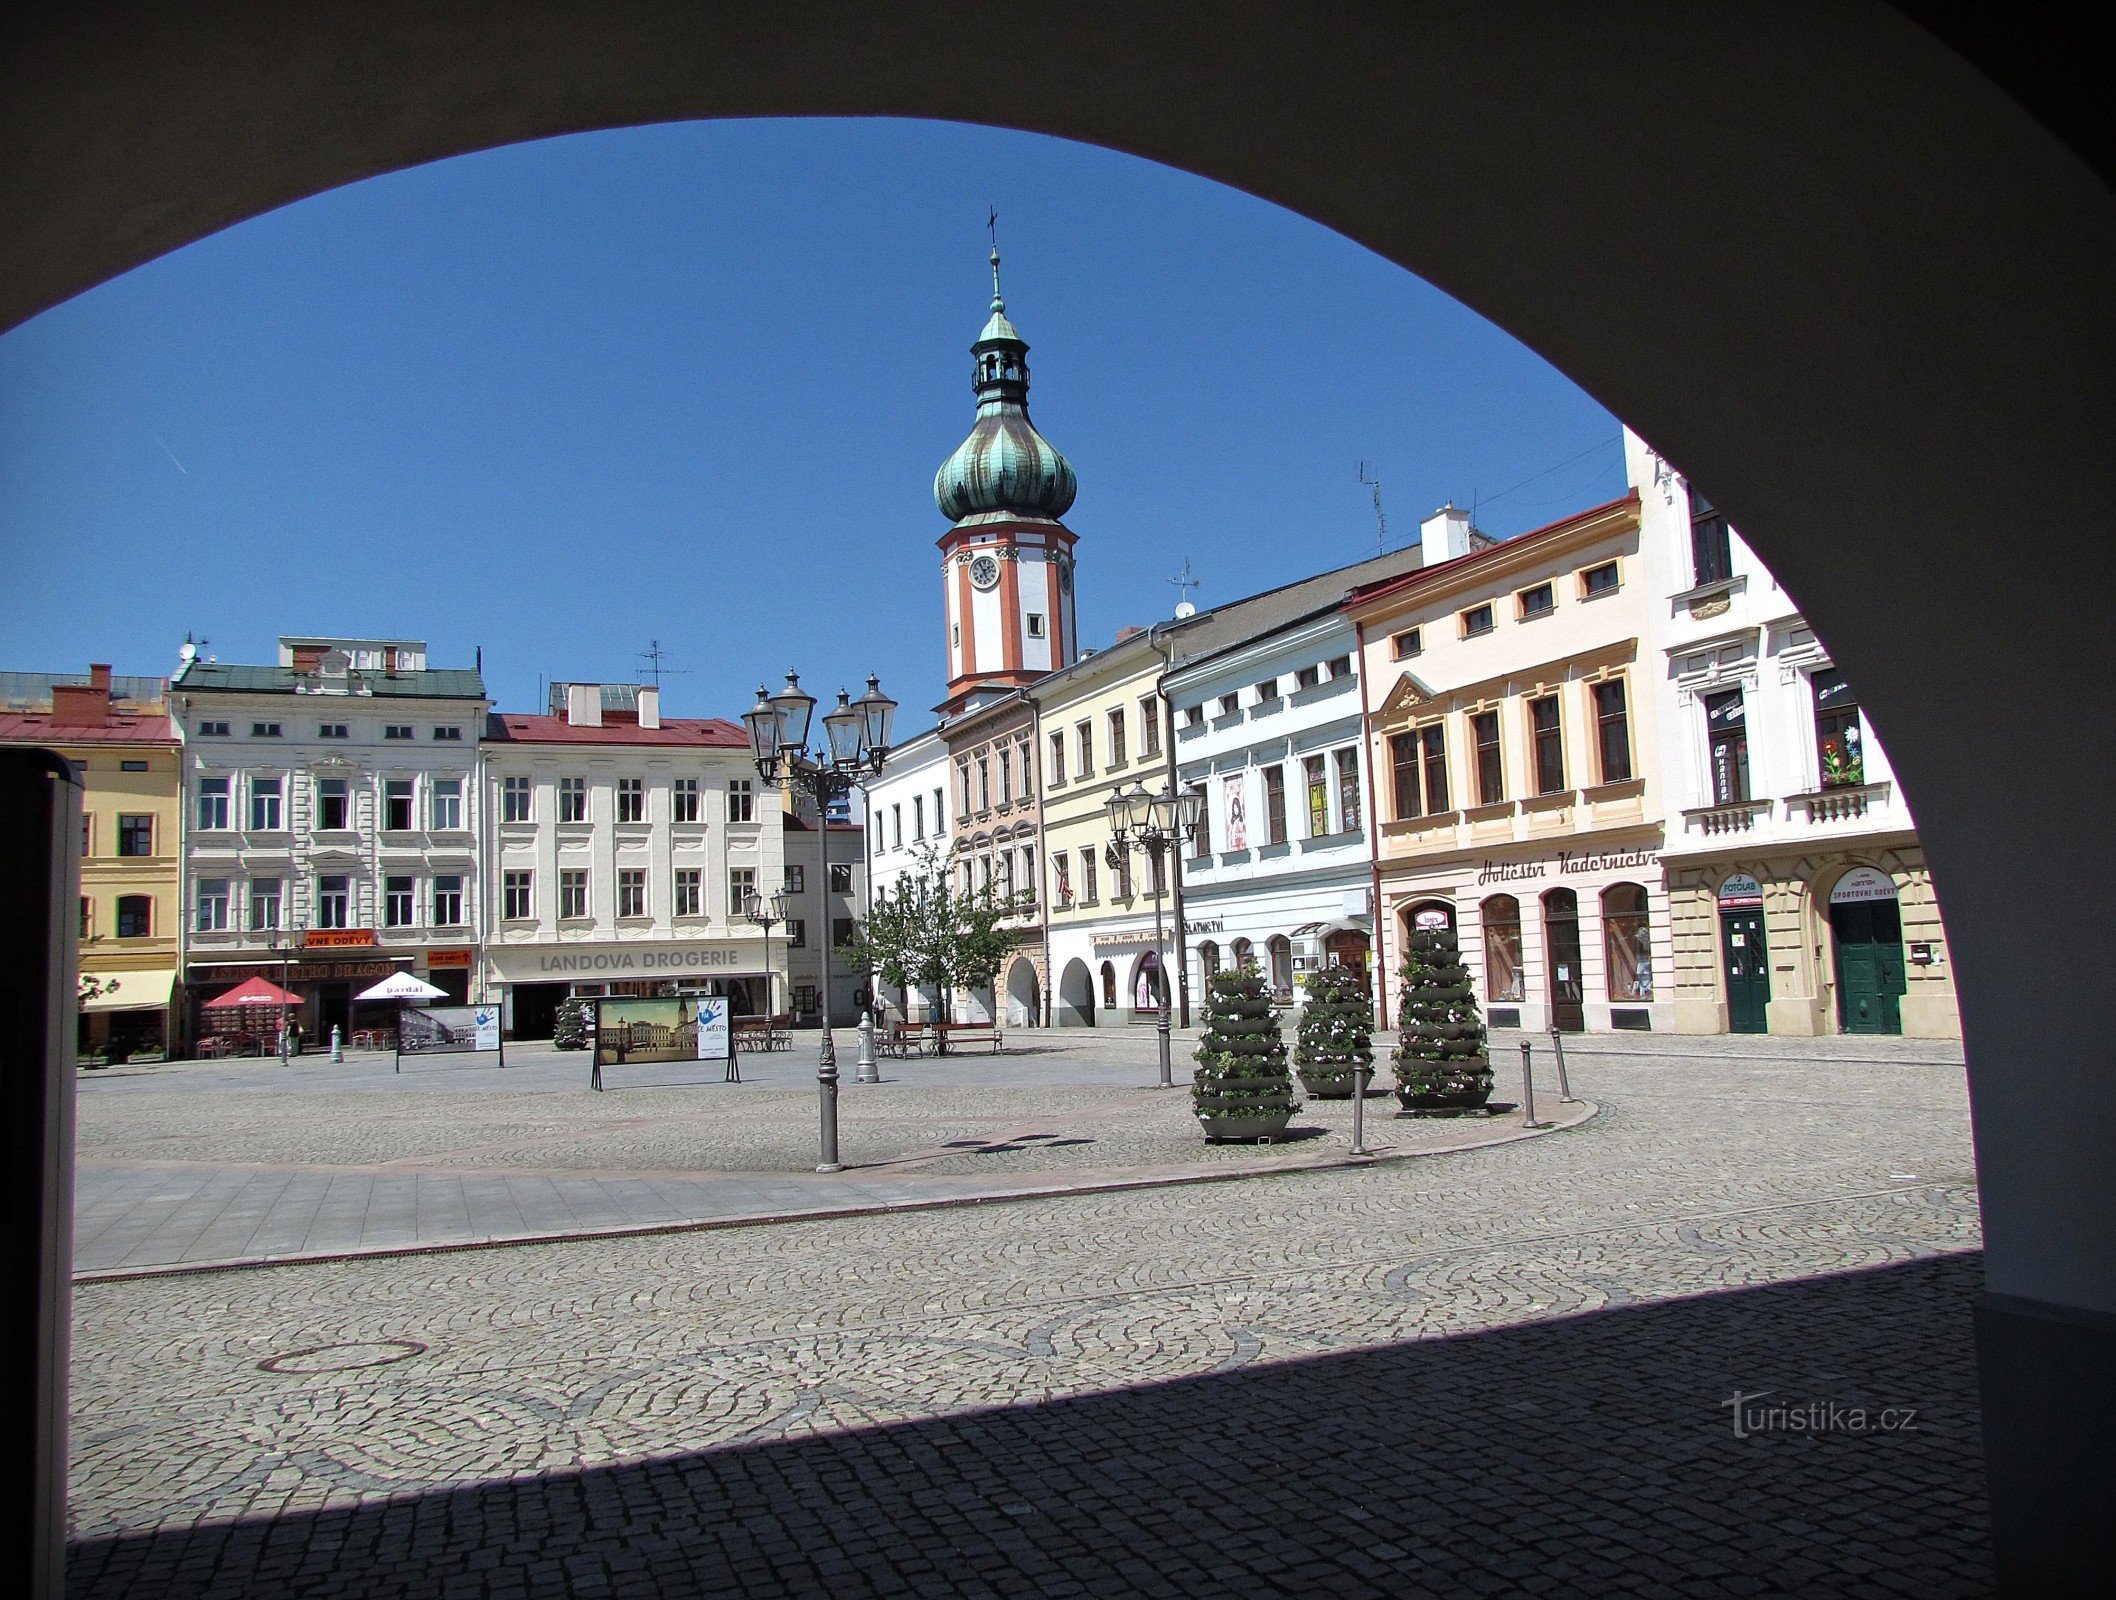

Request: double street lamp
left=741, top=887, right=790, bottom=1023
left=1105, top=780, right=1204, bottom=1088
left=744, top=670, right=896, bottom=1173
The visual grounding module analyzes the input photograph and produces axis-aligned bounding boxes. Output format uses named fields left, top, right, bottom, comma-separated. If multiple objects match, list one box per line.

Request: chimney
left=90, top=662, right=112, bottom=693
left=565, top=682, right=602, bottom=727
left=1114, top=626, right=1144, bottom=644
left=637, top=685, right=661, bottom=730
left=50, top=667, right=112, bottom=726
left=1420, top=503, right=1476, bottom=564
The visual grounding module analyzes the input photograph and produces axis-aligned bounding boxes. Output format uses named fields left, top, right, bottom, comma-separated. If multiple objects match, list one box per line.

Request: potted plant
left=1393, top=926, right=1493, bottom=1114
left=1293, top=964, right=1374, bottom=1098
left=1193, top=964, right=1298, bottom=1141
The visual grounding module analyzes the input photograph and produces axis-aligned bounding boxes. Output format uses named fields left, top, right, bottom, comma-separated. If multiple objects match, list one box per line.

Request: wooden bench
left=935, top=1021, right=1005, bottom=1055
left=877, top=1022, right=938, bottom=1058
left=734, top=1017, right=792, bottom=1052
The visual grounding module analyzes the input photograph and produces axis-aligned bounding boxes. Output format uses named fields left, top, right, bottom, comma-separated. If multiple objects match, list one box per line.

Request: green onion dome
left=934, top=253, right=1078, bottom=523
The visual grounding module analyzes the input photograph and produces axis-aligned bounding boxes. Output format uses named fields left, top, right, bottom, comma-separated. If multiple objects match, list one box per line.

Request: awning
left=82, top=968, right=177, bottom=1012
left=203, top=974, right=302, bottom=1008
left=1291, top=919, right=1370, bottom=940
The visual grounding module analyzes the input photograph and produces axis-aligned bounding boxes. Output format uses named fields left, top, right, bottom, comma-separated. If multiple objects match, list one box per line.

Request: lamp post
left=745, top=670, right=895, bottom=1173
left=742, top=887, right=789, bottom=1023
left=276, top=939, right=293, bottom=1065
left=1106, top=780, right=1204, bottom=1088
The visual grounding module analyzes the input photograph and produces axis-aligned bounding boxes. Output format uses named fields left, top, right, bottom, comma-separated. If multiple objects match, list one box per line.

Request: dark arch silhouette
left=6, top=5, right=2111, bottom=1591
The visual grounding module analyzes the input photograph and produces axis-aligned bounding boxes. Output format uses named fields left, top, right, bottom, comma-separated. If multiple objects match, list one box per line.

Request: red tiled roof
left=0, top=711, right=179, bottom=746
left=484, top=712, right=748, bottom=747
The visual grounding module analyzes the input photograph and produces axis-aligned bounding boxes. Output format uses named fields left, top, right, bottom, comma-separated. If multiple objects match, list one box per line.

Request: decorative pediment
left=1377, top=671, right=1437, bottom=721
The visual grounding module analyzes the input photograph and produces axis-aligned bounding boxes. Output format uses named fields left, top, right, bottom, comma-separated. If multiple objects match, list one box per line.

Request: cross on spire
left=988, top=207, right=1003, bottom=308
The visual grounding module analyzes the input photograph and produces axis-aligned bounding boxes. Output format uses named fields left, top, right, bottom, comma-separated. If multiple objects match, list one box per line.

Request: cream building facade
left=1347, top=493, right=1669, bottom=1033
left=1631, top=431, right=1958, bottom=1037
left=478, top=683, right=784, bottom=1038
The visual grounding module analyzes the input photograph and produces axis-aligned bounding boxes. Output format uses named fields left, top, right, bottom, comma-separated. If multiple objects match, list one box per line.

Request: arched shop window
left=1198, top=940, right=1221, bottom=978
left=1266, top=935, right=1293, bottom=997
left=1100, top=961, right=1117, bottom=1010
left=1481, top=895, right=1525, bottom=1002
left=1602, top=883, right=1655, bottom=1001
left=1232, top=936, right=1254, bottom=971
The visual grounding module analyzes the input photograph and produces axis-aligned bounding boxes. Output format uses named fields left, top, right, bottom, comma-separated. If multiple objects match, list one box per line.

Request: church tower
left=932, top=243, right=1079, bottom=715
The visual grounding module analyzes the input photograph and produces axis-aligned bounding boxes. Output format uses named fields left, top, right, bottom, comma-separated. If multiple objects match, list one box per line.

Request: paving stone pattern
left=68, top=1039, right=1987, bottom=1595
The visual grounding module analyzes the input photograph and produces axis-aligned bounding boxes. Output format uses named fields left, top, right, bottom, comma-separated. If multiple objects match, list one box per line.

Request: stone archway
left=1056, top=958, right=1095, bottom=1028
left=8, top=7, right=2115, bottom=1586
left=1004, top=957, right=1041, bottom=1030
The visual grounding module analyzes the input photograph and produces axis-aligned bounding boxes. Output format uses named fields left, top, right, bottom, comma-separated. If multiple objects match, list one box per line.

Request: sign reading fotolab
left=1717, top=873, right=1765, bottom=907
left=1829, top=867, right=1899, bottom=905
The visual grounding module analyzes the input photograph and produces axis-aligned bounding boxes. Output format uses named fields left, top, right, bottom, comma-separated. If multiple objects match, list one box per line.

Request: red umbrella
left=202, top=974, right=301, bottom=1008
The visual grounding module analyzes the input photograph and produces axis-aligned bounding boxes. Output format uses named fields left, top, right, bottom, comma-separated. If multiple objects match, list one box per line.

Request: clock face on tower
left=969, top=553, right=1001, bottom=591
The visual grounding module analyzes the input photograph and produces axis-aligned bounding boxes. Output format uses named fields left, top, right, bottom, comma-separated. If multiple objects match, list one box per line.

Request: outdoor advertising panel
left=592, top=996, right=732, bottom=1068
left=397, top=1004, right=503, bottom=1056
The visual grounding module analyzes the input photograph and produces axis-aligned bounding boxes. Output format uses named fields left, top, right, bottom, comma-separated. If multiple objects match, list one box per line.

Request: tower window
left=1026, top=612, right=1046, bottom=638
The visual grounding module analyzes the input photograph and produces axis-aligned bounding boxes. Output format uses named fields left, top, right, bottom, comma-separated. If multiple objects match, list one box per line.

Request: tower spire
left=988, top=207, right=1004, bottom=309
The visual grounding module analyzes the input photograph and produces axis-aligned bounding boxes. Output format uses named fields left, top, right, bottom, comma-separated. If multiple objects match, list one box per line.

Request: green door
left=1831, top=899, right=1905, bottom=1034
left=1719, top=909, right=1771, bottom=1034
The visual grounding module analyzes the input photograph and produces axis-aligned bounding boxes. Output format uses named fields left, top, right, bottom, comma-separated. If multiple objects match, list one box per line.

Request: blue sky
left=0, top=117, right=1622, bottom=722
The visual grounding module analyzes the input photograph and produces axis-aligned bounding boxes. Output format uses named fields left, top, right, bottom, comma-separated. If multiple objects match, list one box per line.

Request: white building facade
left=856, top=725, right=953, bottom=1021
left=477, top=683, right=785, bottom=1038
left=1631, top=431, right=1959, bottom=1036
left=1166, top=612, right=1377, bottom=1014
left=173, top=636, right=488, bottom=1043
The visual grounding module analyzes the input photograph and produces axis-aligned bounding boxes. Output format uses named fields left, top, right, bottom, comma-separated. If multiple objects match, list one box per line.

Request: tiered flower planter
left=1293, top=965, right=1375, bottom=1098
left=1193, top=966, right=1298, bottom=1142
left=1393, top=926, right=1495, bottom=1116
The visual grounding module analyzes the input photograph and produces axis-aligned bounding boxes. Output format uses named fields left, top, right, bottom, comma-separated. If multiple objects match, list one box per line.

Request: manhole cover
left=258, top=1339, right=427, bottom=1373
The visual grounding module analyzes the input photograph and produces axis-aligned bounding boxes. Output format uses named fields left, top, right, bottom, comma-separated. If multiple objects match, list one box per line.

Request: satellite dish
left=1174, top=600, right=1197, bottom=618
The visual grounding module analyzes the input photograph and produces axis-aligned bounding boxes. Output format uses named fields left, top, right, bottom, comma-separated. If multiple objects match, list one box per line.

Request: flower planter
left=1197, top=1109, right=1295, bottom=1142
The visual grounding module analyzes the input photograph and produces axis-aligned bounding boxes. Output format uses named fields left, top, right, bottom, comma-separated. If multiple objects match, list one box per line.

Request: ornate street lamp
left=1106, top=780, right=1202, bottom=1088
left=742, top=887, right=790, bottom=1022
left=745, top=669, right=896, bottom=1171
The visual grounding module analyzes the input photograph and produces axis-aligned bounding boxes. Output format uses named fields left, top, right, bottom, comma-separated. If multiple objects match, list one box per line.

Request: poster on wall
left=1223, top=774, right=1248, bottom=852
left=398, top=1004, right=502, bottom=1056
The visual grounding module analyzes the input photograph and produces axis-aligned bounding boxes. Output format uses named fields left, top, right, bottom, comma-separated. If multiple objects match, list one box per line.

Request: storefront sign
left=1829, top=866, right=1898, bottom=905
left=191, top=960, right=397, bottom=983
left=1091, top=930, right=1162, bottom=951
left=1716, top=873, right=1765, bottom=908
left=1412, top=906, right=1453, bottom=930
left=304, top=928, right=376, bottom=949
left=1475, top=846, right=1660, bottom=887
left=1183, top=918, right=1225, bottom=936
left=426, top=948, right=475, bottom=969
left=530, top=947, right=745, bottom=973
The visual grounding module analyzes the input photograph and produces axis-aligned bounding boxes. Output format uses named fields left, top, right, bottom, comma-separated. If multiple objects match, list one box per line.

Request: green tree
left=1392, top=926, right=1493, bottom=1112
left=837, top=843, right=1028, bottom=1052
left=1292, top=963, right=1374, bottom=1097
left=1192, top=962, right=1298, bottom=1138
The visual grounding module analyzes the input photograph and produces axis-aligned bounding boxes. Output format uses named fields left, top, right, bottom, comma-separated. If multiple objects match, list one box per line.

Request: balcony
left=1786, top=781, right=1892, bottom=825
left=1681, top=798, right=1771, bottom=837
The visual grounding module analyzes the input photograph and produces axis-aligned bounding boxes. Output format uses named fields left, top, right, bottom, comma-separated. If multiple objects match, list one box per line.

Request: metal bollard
left=1548, top=1024, right=1577, bottom=1103
left=1348, top=1060, right=1372, bottom=1157
left=330, top=1025, right=343, bottom=1064
left=856, top=1013, right=878, bottom=1085
left=1519, top=1038, right=1548, bottom=1128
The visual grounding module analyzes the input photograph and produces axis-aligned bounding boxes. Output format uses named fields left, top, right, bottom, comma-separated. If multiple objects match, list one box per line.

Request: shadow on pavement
left=68, top=1253, right=1990, bottom=1598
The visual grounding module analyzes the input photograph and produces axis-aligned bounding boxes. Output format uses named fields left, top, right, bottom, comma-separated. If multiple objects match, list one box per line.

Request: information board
left=398, top=1004, right=503, bottom=1056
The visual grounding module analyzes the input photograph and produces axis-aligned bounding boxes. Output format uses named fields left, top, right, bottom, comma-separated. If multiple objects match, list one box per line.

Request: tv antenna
left=1357, top=462, right=1389, bottom=556
left=1168, top=558, right=1202, bottom=618
left=637, top=639, right=690, bottom=690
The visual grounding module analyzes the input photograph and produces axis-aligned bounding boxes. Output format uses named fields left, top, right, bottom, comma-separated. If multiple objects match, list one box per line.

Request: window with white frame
left=1335, top=748, right=1363, bottom=831
left=433, top=726, right=463, bottom=741
left=502, top=870, right=533, bottom=921
left=617, top=868, right=646, bottom=919
left=433, top=875, right=464, bottom=927
left=617, top=777, right=644, bottom=823
left=559, top=776, right=587, bottom=823
left=249, top=877, right=282, bottom=931
left=249, top=775, right=283, bottom=830
left=674, top=868, right=702, bottom=917
left=195, top=878, right=230, bottom=932
left=1048, top=731, right=1066, bottom=786
left=673, top=777, right=700, bottom=822
left=384, top=724, right=412, bottom=740
left=560, top=869, right=589, bottom=920
left=197, top=776, right=230, bottom=830
left=729, top=867, right=755, bottom=916
left=316, top=777, right=349, bottom=830
left=197, top=720, right=230, bottom=737
left=251, top=722, right=283, bottom=738
left=383, top=779, right=414, bottom=831
left=316, top=875, right=350, bottom=929
left=501, top=775, right=531, bottom=822
left=728, top=779, right=755, bottom=822
left=1140, top=698, right=1161, bottom=757
left=385, top=875, right=415, bottom=927
left=431, top=777, right=463, bottom=830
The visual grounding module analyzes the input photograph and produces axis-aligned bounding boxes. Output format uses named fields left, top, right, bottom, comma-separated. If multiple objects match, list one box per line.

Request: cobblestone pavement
left=76, top=1032, right=1595, bottom=1274
left=69, top=1044, right=1988, bottom=1595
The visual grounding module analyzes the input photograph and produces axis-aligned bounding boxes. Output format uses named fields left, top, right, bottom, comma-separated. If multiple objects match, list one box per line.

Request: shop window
left=1481, top=895, right=1526, bottom=1002
left=196, top=776, right=230, bottom=830
left=384, top=780, right=414, bottom=832
left=560, top=869, right=589, bottom=920
left=385, top=876, right=415, bottom=927
left=1100, top=962, right=1117, bottom=1010
left=249, top=776, right=283, bottom=831
left=673, top=868, right=702, bottom=918
left=1531, top=696, right=1566, bottom=793
left=617, top=777, right=644, bottom=823
left=1335, top=749, right=1362, bottom=832
left=1198, top=941, right=1221, bottom=978
left=1690, top=494, right=1734, bottom=586
left=433, top=875, right=463, bottom=927
left=1232, top=937, right=1255, bottom=972
left=1473, top=710, right=1504, bottom=805
left=1706, top=689, right=1750, bottom=803
left=503, top=870, right=533, bottom=921
left=249, top=878, right=282, bottom=931
left=1603, top=883, right=1655, bottom=1000
left=315, top=777, right=348, bottom=830
left=1305, top=754, right=1330, bottom=837
left=673, top=777, right=700, bottom=823
left=1813, top=668, right=1865, bottom=787
left=116, top=895, right=152, bottom=939
left=1594, top=678, right=1633, bottom=783
left=1267, top=935, right=1294, bottom=998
